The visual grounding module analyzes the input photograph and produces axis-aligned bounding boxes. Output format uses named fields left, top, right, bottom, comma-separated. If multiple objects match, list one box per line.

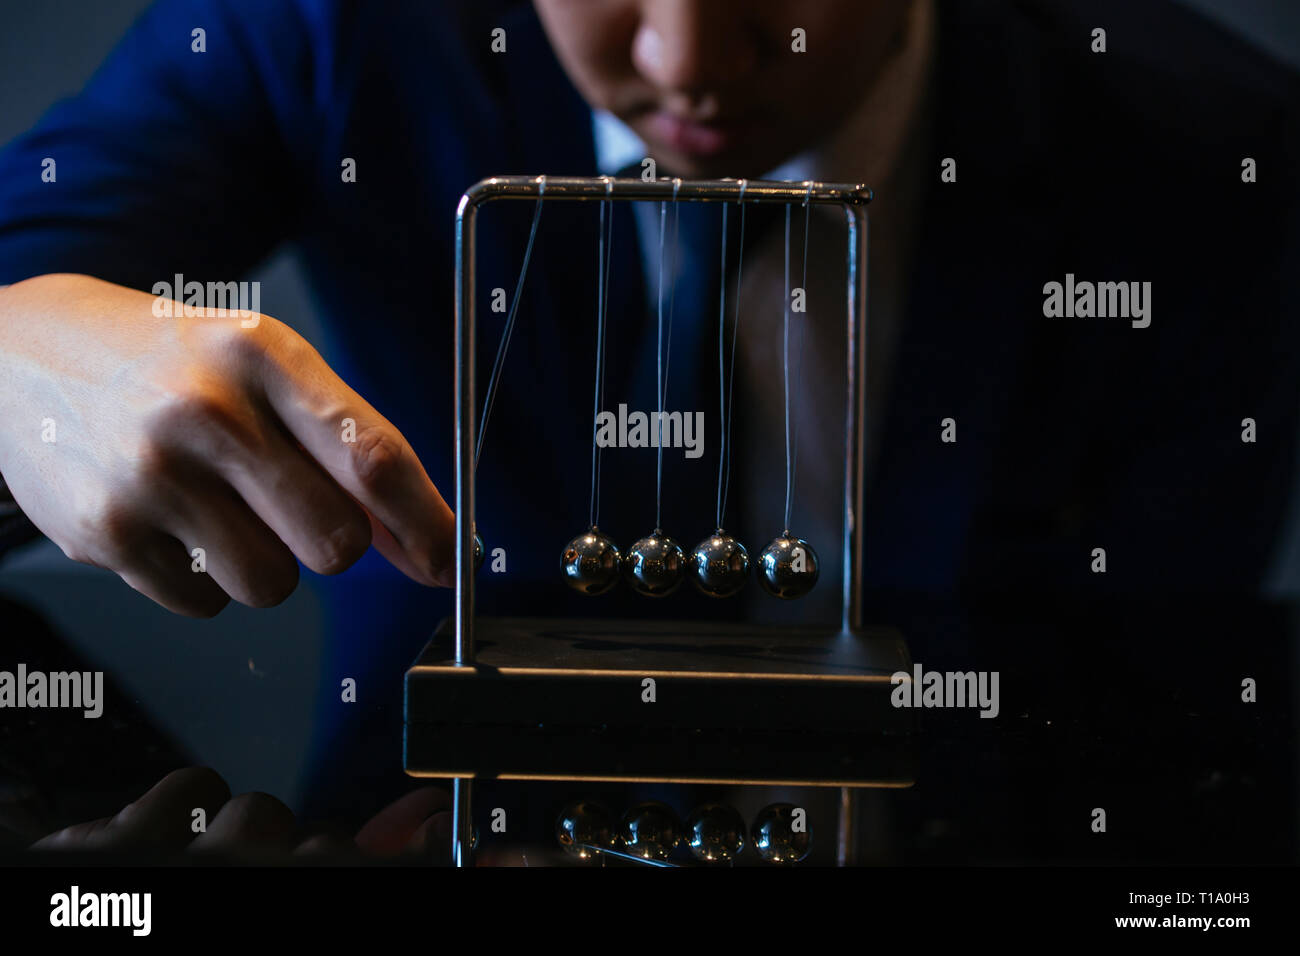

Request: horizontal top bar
left=459, top=175, right=872, bottom=211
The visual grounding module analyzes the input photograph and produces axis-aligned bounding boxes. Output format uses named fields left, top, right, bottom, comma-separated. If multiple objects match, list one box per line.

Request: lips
left=644, top=110, right=749, bottom=158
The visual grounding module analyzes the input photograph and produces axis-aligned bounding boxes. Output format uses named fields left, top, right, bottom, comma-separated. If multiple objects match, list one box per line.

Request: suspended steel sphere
left=685, top=803, right=747, bottom=863
left=561, top=526, right=622, bottom=595
left=555, top=800, right=616, bottom=861
left=758, top=531, right=819, bottom=599
left=690, top=529, right=749, bottom=598
left=619, top=801, right=683, bottom=861
left=622, top=529, right=685, bottom=597
left=751, top=803, right=812, bottom=864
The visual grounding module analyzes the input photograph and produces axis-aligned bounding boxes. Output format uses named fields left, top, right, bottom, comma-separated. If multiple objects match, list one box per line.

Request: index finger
left=256, top=328, right=456, bottom=588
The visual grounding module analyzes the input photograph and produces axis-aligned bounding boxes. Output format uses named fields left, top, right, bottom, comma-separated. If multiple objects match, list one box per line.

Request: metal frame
left=450, top=175, right=872, bottom=867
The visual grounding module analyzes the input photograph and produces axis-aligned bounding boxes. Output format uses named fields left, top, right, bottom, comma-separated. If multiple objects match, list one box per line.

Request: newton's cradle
left=404, top=175, right=914, bottom=866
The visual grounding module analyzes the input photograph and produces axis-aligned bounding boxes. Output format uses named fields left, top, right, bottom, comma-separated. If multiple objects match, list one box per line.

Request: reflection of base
left=406, top=616, right=913, bottom=772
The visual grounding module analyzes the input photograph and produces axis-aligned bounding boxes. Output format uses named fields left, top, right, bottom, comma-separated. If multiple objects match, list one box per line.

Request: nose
left=631, top=0, right=756, bottom=96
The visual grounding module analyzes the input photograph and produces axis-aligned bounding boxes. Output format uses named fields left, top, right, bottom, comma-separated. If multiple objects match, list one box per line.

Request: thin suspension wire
left=788, top=184, right=813, bottom=522
left=718, top=181, right=748, bottom=527
left=782, top=205, right=793, bottom=531
left=476, top=177, right=545, bottom=470
left=662, top=179, right=682, bottom=403
left=715, top=203, right=729, bottom=530
left=596, top=193, right=614, bottom=525
left=654, top=199, right=667, bottom=530
left=589, top=192, right=614, bottom=529
left=651, top=186, right=683, bottom=533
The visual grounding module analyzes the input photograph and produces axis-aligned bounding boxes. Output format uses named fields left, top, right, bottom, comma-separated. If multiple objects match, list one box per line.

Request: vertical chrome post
left=451, top=194, right=478, bottom=865
left=451, top=777, right=473, bottom=868
left=454, top=195, right=477, bottom=665
left=843, top=206, right=869, bottom=634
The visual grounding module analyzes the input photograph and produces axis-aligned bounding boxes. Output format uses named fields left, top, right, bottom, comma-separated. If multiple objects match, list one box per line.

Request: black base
left=404, top=617, right=914, bottom=786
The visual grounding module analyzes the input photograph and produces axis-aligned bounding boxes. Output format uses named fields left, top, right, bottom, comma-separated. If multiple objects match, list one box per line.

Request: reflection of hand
left=29, top=768, right=451, bottom=863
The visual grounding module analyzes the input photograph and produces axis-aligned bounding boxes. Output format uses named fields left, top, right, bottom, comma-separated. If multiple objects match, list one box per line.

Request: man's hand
left=0, top=273, right=455, bottom=616
left=30, top=767, right=452, bottom=862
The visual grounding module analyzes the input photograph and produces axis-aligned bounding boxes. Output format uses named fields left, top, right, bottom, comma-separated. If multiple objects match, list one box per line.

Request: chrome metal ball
left=690, top=529, right=749, bottom=598
left=685, top=803, right=746, bottom=863
left=473, top=529, right=484, bottom=573
left=555, top=800, right=616, bottom=860
left=758, top=531, right=820, bottom=599
left=751, top=803, right=812, bottom=864
left=619, top=801, right=683, bottom=861
left=561, top=526, right=621, bottom=595
left=622, top=529, right=685, bottom=597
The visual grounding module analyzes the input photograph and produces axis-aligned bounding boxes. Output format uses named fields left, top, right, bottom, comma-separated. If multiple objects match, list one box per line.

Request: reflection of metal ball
left=561, top=526, right=621, bottom=595
left=619, top=801, right=682, bottom=861
left=623, top=529, right=685, bottom=597
left=555, top=800, right=616, bottom=860
left=690, top=529, right=749, bottom=598
left=473, top=529, right=484, bottom=573
left=758, top=532, right=819, bottom=599
left=751, top=803, right=811, bottom=864
left=685, top=804, right=746, bottom=863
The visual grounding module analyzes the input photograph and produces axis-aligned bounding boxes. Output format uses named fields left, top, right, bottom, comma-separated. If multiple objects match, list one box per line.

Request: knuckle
left=310, top=520, right=371, bottom=576
left=218, top=312, right=278, bottom=363
left=169, top=388, right=237, bottom=431
left=348, top=427, right=403, bottom=490
left=77, top=497, right=141, bottom=556
left=148, top=382, right=258, bottom=453
left=127, top=439, right=178, bottom=487
left=259, top=317, right=305, bottom=361
left=251, top=319, right=316, bottom=383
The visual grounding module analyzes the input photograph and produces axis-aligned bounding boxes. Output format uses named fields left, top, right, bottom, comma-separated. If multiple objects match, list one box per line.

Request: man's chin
left=640, top=141, right=791, bottom=181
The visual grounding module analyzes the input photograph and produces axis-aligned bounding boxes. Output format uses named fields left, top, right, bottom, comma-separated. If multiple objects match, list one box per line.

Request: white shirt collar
left=592, top=107, right=648, bottom=176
